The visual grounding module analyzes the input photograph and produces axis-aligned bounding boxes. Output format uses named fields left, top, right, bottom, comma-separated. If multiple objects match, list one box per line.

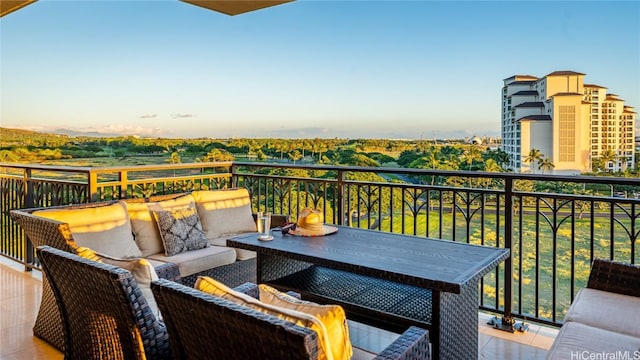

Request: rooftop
left=512, top=90, right=539, bottom=96
left=546, top=70, right=586, bottom=77
left=514, top=102, right=545, bottom=108
left=517, top=115, right=552, bottom=122
left=584, top=84, right=608, bottom=89
left=552, top=92, right=583, bottom=97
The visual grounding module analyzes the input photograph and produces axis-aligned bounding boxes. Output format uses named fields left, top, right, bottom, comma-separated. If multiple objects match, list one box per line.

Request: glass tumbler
left=256, top=211, right=272, bottom=239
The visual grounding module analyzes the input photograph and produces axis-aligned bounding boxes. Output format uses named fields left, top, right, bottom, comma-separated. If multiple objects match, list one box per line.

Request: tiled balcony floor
left=0, top=256, right=556, bottom=359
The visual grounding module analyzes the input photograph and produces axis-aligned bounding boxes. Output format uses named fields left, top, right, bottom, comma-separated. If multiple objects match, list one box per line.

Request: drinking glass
left=256, top=211, right=272, bottom=239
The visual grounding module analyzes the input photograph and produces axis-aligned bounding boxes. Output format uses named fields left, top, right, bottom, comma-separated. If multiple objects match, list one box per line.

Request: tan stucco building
left=501, top=71, right=636, bottom=174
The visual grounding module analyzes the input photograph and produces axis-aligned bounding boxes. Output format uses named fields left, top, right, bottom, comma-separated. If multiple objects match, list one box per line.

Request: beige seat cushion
left=147, top=245, right=236, bottom=277
left=259, top=284, right=353, bottom=360
left=125, top=194, right=195, bottom=257
left=208, top=233, right=257, bottom=260
left=191, top=189, right=257, bottom=244
left=351, top=348, right=376, bottom=360
left=564, top=288, right=640, bottom=338
left=195, top=276, right=333, bottom=360
left=75, top=247, right=160, bottom=318
left=33, top=202, right=141, bottom=259
left=546, top=321, right=640, bottom=360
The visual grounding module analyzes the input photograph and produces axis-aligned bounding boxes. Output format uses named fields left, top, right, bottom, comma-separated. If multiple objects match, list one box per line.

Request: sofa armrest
left=374, top=326, right=430, bottom=360
left=155, top=262, right=181, bottom=282
left=587, top=258, right=640, bottom=297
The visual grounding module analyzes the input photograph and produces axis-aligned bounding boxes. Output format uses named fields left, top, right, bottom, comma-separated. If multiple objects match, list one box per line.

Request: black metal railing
left=2, top=161, right=640, bottom=327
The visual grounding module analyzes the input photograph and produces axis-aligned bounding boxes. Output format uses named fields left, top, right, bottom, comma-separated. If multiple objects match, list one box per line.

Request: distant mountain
left=0, top=127, right=68, bottom=147
left=46, top=128, right=130, bottom=138
left=0, top=127, right=63, bottom=139
left=0, top=126, right=144, bottom=138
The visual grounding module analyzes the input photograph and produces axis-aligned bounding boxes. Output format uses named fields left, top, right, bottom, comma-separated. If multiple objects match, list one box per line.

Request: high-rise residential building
left=501, top=71, right=636, bottom=174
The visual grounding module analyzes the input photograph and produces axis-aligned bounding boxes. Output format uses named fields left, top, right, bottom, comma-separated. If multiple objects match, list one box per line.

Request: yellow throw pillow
left=259, top=284, right=353, bottom=360
left=75, top=247, right=161, bottom=319
left=195, top=276, right=333, bottom=360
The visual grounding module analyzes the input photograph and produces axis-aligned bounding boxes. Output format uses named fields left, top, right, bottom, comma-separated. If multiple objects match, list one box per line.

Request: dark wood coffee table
left=228, top=226, right=509, bottom=360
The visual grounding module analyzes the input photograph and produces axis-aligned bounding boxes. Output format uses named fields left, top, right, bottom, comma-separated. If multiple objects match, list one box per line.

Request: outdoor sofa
left=10, top=187, right=286, bottom=351
left=546, top=258, right=640, bottom=359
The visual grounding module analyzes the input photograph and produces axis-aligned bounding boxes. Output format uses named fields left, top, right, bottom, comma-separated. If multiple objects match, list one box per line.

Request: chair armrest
left=374, top=326, right=430, bottom=360
left=233, top=282, right=260, bottom=299
left=155, top=262, right=181, bottom=282
left=233, top=282, right=301, bottom=300
left=587, top=258, right=640, bottom=297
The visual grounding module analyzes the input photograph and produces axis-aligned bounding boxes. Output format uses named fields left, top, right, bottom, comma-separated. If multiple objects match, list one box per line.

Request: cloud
left=171, top=113, right=196, bottom=119
left=139, top=114, right=158, bottom=119
left=8, top=124, right=169, bottom=137
left=93, top=124, right=166, bottom=136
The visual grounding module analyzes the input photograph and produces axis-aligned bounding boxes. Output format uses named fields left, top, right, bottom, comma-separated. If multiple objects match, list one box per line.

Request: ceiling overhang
left=180, top=0, right=294, bottom=15
left=1, top=0, right=37, bottom=17
left=1, top=0, right=293, bottom=17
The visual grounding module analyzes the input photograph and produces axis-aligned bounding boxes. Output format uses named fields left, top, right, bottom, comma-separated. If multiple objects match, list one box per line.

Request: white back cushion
left=191, top=189, right=257, bottom=245
left=34, top=202, right=141, bottom=259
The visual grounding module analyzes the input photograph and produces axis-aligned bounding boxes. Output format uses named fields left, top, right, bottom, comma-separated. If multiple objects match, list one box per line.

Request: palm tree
left=487, top=149, right=510, bottom=169
left=600, top=148, right=616, bottom=173
left=524, top=148, right=543, bottom=173
left=288, top=149, right=303, bottom=164
left=538, top=157, right=555, bottom=174
left=166, top=151, right=181, bottom=176
left=462, top=146, right=482, bottom=171
left=484, top=159, right=502, bottom=172
left=483, top=159, right=502, bottom=188
left=167, top=151, right=181, bottom=164
left=201, top=148, right=234, bottom=162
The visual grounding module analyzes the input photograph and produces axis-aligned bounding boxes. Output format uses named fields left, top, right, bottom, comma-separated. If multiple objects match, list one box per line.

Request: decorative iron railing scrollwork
left=2, top=161, right=640, bottom=327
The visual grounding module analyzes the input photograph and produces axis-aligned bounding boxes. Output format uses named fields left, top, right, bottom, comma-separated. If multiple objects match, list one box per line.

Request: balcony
left=2, top=161, right=639, bottom=359
left=0, top=255, right=556, bottom=359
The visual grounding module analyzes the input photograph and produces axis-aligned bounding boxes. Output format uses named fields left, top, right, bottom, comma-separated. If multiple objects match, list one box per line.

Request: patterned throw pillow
left=152, top=204, right=209, bottom=257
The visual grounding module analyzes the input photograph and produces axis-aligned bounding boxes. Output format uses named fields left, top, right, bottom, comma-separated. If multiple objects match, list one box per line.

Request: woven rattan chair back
left=36, top=246, right=171, bottom=360
left=151, top=278, right=320, bottom=360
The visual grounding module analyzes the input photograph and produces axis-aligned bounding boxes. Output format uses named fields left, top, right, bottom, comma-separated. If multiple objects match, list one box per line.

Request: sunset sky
left=1, top=0, right=638, bottom=139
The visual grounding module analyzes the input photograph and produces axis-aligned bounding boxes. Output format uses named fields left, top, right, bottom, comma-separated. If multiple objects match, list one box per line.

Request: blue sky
left=1, top=0, right=639, bottom=139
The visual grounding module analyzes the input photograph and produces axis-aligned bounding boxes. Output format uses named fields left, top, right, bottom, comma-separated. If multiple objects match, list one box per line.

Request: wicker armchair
left=36, top=245, right=172, bottom=360
left=586, top=258, right=640, bottom=297
left=10, top=196, right=183, bottom=351
left=151, top=278, right=431, bottom=360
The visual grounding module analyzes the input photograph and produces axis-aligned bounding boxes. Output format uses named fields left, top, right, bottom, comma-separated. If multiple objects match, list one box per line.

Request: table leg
left=436, top=281, right=479, bottom=360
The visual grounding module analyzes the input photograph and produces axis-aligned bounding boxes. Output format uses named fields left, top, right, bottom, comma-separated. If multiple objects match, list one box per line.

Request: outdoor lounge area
left=2, top=0, right=639, bottom=357
left=1, top=161, right=639, bottom=359
left=0, top=255, right=556, bottom=359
